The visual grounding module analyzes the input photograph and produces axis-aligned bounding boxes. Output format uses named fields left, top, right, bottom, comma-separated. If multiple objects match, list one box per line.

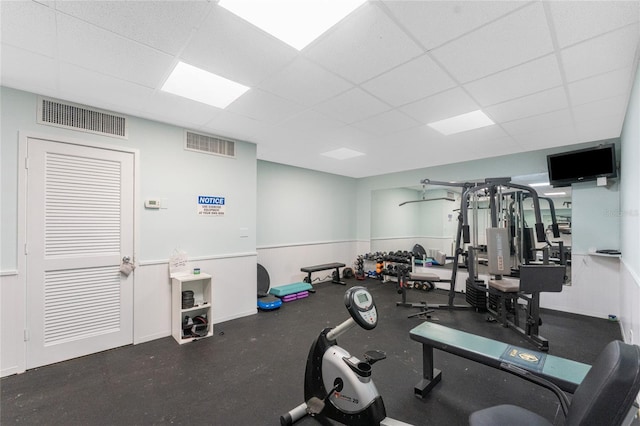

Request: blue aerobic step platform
left=269, top=282, right=313, bottom=297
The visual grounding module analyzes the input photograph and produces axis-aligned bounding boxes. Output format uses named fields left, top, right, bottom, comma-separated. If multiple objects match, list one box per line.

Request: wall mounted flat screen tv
left=547, top=144, right=617, bottom=187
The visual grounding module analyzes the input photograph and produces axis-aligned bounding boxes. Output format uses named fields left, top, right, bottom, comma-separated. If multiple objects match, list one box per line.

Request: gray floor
left=1, top=278, right=623, bottom=425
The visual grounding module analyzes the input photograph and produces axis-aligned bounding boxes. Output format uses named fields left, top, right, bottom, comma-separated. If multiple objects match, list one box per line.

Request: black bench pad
left=301, top=262, right=346, bottom=286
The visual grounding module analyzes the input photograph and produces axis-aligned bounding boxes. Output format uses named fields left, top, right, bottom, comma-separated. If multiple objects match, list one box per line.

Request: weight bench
left=409, top=321, right=591, bottom=398
left=301, top=262, right=346, bottom=286
left=396, top=269, right=454, bottom=316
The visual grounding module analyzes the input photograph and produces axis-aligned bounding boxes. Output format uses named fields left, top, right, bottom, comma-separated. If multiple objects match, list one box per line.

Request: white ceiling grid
left=1, top=0, right=639, bottom=178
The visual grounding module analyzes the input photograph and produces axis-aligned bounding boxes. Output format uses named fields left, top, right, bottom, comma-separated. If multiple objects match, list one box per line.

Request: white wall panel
left=133, top=263, right=172, bottom=344
left=542, top=254, right=620, bottom=318
left=257, top=242, right=357, bottom=288
left=0, top=274, right=25, bottom=377
left=134, top=254, right=258, bottom=345
left=619, top=261, right=640, bottom=344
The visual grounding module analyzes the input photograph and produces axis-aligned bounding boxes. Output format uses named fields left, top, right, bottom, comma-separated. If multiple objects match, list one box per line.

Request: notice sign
left=197, top=195, right=226, bottom=216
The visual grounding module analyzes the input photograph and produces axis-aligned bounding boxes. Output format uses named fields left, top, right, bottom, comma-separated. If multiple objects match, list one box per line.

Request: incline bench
left=301, top=262, right=346, bottom=286
left=409, top=321, right=591, bottom=398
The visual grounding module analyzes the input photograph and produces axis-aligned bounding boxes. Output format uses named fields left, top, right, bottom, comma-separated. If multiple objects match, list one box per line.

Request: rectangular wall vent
left=37, top=97, right=128, bottom=139
left=185, top=131, right=235, bottom=158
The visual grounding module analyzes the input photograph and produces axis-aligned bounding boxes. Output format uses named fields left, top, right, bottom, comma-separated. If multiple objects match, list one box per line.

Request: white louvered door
left=26, top=138, right=134, bottom=369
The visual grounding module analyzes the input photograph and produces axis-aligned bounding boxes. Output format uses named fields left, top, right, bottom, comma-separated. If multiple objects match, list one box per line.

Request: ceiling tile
left=276, top=109, right=346, bottom=135
left=387, top=124, right=447, bottom=147
left=56, top=14, right=174, bottom=89
left=0, top=45, right=58, bottom=94
left=435, top=125, right=519, bottom=158
left=575, top=114, right=625, bottom=143
left=431, top=2, right=554, bottom=83
left=304, top=3, right=423, bottom=84
left=361, top=55, right=457, bottom=107
left=381, top=0, right=523, bottom=49
left=351, top=110, right=422, bottom=135
left=568, top=67, right=635, bottom=106
left=319, top=125, right=373, bottom=148
left=561, top=24, right=640, bottom=83
left=314, top=88, right=390, bottom=124
left=203, top=110, right=271, bottom=141
left=512, top=125, right=578, bottom=150
left=257, top=57, right=353, bottom=107
left=54, top=1, right=212, bottom=55
left=137, top=91, right=223, bottom=129
left=58, top=62, right=155, bottom=117
left=485, top=87, right=569, bottom=124
left=572, top=95, right=629, bottom=124
left=400, top=87, right=480, bottom=124
left=464, top=55, right=563, bottom=106
left=226, top=89, right=305, bottom=125
left=0, top=1, right=56, bottom=57
left=470, top=136, right=523, bottom=158
left=548, top=1, right=640, bottom=48
left=448, top=123, right=510, bottom=144
left=501, top=109, right=574, bottom=136
left=181, top=6, right=298, bottom=87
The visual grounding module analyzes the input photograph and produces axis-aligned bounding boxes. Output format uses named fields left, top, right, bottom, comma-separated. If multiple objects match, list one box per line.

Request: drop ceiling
left=2, top=1, right=639, bottom=178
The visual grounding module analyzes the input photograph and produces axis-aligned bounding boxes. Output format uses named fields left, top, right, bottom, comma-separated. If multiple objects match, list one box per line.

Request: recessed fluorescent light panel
left=161, top=62, right=249, bottom=109
left=427, top=110, right=495, bottom=136
left=321, top=148, right=365, bottom=160
left=530, top=182, right=550, bottom=187
left=218, top=0, right=366, bottom=50
left=544, top=192, right=566, bottom=196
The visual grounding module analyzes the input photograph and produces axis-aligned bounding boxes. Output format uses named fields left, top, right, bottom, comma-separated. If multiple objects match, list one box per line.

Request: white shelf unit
left=171, top=273, right=213, bottom=344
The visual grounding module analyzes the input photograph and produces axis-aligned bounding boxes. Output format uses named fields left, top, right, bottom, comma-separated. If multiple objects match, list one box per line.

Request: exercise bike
left=281, top=286, right=411, bottom=426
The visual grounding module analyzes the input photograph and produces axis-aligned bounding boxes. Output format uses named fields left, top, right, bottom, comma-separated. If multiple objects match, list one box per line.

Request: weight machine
left=460, top=177, right=565, bottom=350
left=398, top=177, right=566, bottom=348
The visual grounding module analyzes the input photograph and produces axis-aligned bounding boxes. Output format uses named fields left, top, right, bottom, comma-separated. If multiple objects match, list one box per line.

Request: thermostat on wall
left=145, top=199, right=161, bottom=209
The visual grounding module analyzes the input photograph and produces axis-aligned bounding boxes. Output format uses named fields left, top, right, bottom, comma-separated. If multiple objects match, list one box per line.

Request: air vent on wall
left=37, top=97, right=128, bottom=139
left=185, top=131, right=235, bottom=158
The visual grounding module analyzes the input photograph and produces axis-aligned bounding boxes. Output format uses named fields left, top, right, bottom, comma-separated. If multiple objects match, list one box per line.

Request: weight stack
left=465, top=278, right=487, bottom=311
left=488, top=293, right=499, bottom=312
left=182, top=290, right=195, bottom=309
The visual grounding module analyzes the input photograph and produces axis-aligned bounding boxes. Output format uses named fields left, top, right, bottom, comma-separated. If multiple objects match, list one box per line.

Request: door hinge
left=24, top=329, right=30, bottom=342
left=24, top=243, right=28, bottom=255
left=25, top=157, right=29, bottom=169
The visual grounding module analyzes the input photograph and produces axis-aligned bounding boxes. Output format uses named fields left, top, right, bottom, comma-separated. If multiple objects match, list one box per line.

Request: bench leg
left=414, top=344, right=442, bottom=398
left=332, top=267, right=345, bottom=285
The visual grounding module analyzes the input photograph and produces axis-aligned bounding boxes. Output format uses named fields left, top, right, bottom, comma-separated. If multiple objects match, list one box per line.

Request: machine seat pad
left=488, top=277, right=520, bottom=292
left=409, top=272, right=440, bottom=282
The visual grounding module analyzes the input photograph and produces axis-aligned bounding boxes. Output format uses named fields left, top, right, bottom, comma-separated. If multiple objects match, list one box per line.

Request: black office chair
left=469, top=340, right=640, bottom=426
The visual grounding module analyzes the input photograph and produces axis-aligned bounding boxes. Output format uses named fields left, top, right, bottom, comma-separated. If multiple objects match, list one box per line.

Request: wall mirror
left=369, top=173, right=571, bottom=281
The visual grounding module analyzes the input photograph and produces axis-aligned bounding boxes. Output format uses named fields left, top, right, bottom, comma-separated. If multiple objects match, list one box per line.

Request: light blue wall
left=256, top=160, right=357, bottom=246
left=419, top=189, right=459, bottom=238
left=370, top=188, right=421, bottom=239
left=571, top=179, right=620, bottom=254
left=0, top=87, right=257, bottom=269
left=369, top=187, right=458, bottom=240
left=621, top=65, right=640, bottom=278
left=133, top=119, right=256, bottom=260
